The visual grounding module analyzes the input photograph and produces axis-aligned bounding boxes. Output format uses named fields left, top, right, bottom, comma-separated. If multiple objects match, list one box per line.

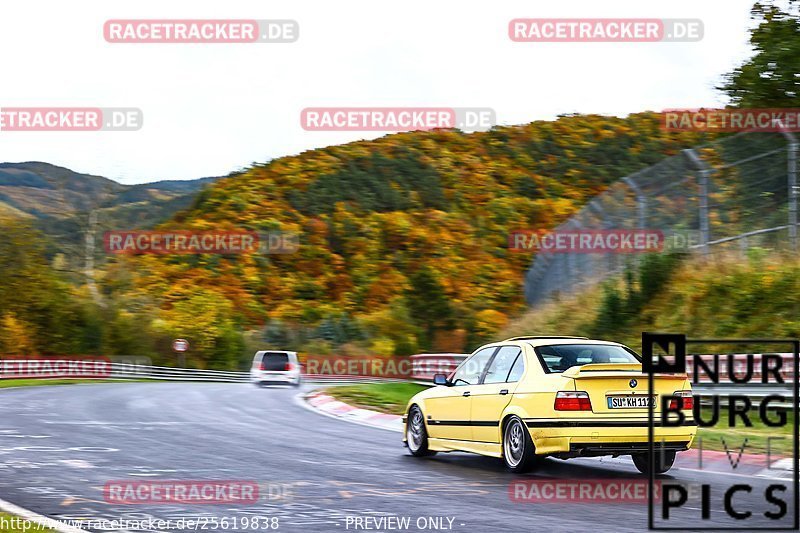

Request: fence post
left=565, top=218, right=581, bottom=291
left=587, top=201, right=613, bottom=277
left=622, top=176, right=647, bottom=230
left=623, top=175, right=647, bottom=270
left=781, top=130, right=798, bottom=251
left=683, top=149, right=711, bottom=255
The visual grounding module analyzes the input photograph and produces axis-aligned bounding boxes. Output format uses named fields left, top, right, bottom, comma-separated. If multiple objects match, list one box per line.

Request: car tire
left=406, top=405, right=437, bottom=457
left=632, top=450, right=676, bottom=475
left=502, top=416, right=538, bottom=473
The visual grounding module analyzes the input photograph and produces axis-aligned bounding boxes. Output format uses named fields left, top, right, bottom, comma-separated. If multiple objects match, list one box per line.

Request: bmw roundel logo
left=629, top=379, right=638, bottom=388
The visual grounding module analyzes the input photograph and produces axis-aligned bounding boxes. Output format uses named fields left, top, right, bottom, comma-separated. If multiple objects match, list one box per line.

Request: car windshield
left=261, top=352, right=289, bottom=371
left=535, top=344, right=640, bottom=373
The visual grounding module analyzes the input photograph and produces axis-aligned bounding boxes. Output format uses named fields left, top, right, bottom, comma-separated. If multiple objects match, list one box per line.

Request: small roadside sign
left=172, top=339, right=189, bottom=353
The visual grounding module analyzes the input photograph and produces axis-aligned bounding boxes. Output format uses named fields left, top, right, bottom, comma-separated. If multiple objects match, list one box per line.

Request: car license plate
left=607, top=395, right=655, bottom=409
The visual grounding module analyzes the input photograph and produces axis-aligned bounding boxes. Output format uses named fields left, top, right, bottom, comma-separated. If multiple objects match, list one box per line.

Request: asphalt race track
left=0, top=383, right=795, bottom=532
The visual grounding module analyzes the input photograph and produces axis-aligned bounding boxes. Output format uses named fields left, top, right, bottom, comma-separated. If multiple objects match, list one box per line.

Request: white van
left=250, top=350, right=302, bottom=387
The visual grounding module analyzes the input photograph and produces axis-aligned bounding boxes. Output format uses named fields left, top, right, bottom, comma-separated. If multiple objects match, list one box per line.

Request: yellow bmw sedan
left=403, top=336, right=696, bottom=473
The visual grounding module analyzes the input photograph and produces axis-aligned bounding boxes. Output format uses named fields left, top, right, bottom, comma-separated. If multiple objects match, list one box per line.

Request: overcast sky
left=0, top=0, right=756, bottom=184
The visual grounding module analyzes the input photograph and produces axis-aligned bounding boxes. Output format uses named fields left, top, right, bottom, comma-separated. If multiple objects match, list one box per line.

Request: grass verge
left=325, top=382, right=429, bottom=415
left=696, top=407, right=793, bottom=456
left=0, top=378, right=148, bottom=389
left=0, top=513, right=56, bottom=533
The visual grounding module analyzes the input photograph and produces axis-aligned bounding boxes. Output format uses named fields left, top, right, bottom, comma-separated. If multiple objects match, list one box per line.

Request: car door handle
left=499, top=389, right=509, bottom=395
left=462, top=391, right=470, bottom=397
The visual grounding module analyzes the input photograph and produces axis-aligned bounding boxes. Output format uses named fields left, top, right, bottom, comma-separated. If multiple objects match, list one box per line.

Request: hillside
left=0, top=162, right=217, bottom=218
left=0, top=162, right=219, bottom=268
left=97, top=112, right=708, bottom=366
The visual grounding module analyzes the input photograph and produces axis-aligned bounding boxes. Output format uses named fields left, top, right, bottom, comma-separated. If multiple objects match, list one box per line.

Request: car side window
left=505, top=352, right=525, bottom=382
left=483, top=346, right=522, bottom=384
left=451, top=347, right=496, bottom=386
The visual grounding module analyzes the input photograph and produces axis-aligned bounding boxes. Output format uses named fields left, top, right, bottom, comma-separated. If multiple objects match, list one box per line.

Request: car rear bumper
left=250, top=371, right=301, bottom=384
left=524, top=418, right=697, bottom=455
left=567, top=441, right=690, bottom=456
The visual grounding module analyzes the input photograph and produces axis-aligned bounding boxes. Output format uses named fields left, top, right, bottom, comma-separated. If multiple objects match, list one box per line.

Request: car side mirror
left=433, top=373, right=450, bottom=386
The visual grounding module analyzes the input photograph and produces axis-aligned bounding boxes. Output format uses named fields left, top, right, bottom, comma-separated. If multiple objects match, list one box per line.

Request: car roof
left=497, top=337, right=625, bottom=348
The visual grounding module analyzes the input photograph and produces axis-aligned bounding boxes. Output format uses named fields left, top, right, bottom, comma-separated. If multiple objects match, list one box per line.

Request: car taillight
left=554, top=391, right=592, bottom=411
left=285, top=362, right=296, bottom=371
left=669, top=390, right=693, bottom=410
left=260, top=362, right=266, bottom=370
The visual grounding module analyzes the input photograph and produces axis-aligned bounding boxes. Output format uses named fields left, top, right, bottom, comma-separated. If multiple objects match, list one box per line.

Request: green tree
left=591, top=283, right=625, bottom=337
left=405, top=266, right=452, bottom=348
left=720, top=1, right=800, bottom=107
left=0, top=218, right=92, bottom=354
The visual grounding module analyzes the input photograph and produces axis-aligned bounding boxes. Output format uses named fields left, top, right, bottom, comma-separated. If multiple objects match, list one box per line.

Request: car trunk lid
left=563, top=363, right=688, bottom=414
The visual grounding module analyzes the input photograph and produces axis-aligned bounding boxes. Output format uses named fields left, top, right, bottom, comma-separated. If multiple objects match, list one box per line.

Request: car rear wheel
left=502, top=416, right=538, bottom=473
left=632, top=450, right=676, bottom=475
left=406, top=406, right=436, bottom=457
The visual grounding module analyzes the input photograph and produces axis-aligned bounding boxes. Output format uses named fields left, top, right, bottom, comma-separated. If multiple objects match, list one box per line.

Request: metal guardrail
left=0, top=360, right=252, bottom=382
left=686, top=353, right=795, bottom=383
left=3, top=355, right=794, bottom=405
left=114, top=363, right=250, bottom=382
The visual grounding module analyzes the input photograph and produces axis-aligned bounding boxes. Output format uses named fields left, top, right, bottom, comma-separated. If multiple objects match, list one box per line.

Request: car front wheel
left=406, top=406, right=436, bottom=457
left=502, top=416, right=538, bottom=473
left=632, top=450, right=676, bottom=475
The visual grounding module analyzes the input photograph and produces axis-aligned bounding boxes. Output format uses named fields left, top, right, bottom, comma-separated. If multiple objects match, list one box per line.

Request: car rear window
left=261, top=352, right=289, bottom=371
left=535, top=344, right=640, bottom=373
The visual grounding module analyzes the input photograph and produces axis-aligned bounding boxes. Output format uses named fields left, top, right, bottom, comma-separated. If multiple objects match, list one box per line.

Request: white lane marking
left=128, top=468, right=179, bottom=477
left=0, top=460, right=60, bottom=469
left=681, top=506, right=728, bottom=514
left=42, top=421, right=188, bottom=425
left=0, top=430, right=52, bottom=439
left=57, top=460, right=94, bottom=469
left=670, top=466, right=791, bottom=482
left=0, top=446, right=118, bottom=453
left=770, top=458, right=795, bottom=470
left=567, top=454, right=796, bottom=481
